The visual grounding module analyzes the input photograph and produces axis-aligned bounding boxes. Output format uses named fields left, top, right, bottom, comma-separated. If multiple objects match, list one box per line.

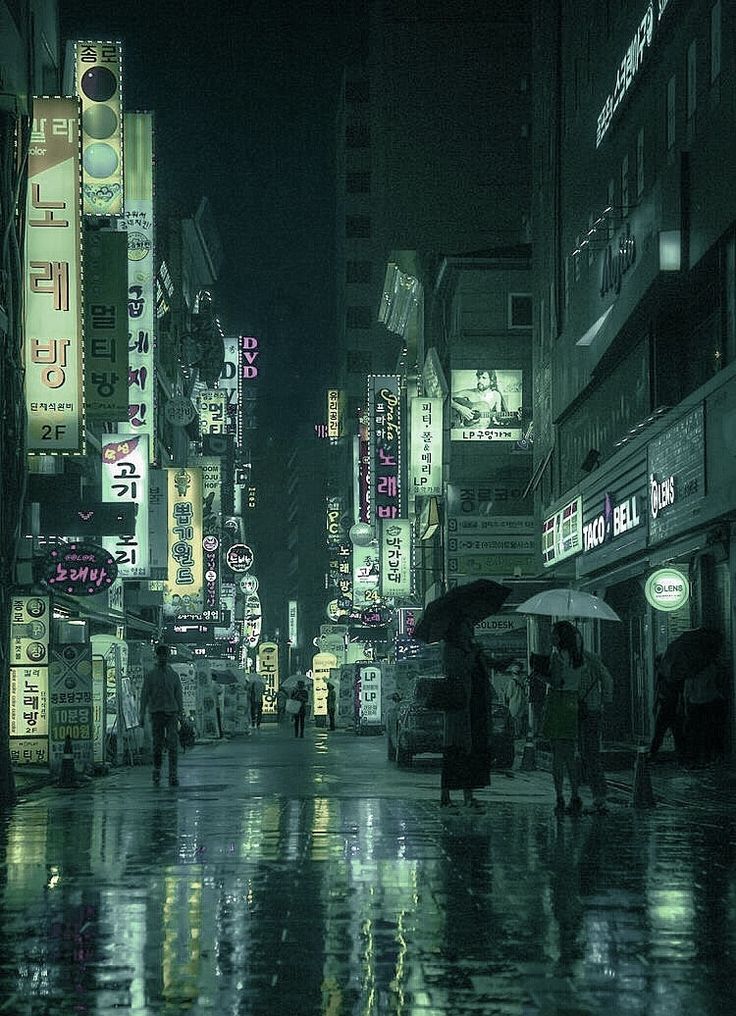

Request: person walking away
left=326, top=681, right=337, bottom=731
left=250, top=674, right=265, bottom=729
left=648, top=653, right=686, bottom=763
left=546, top=622, right=584, bottom=816
left=140, top=645, right=184, bottom=787
left=577, top=643, right=613, bottom=814
left=439, top=615, right=491, bottom=812
left=684, top=658, right=726, bottom=765
left=291, top=679, right=309, bottom=738
left=276, top=685, right=287, bottom=724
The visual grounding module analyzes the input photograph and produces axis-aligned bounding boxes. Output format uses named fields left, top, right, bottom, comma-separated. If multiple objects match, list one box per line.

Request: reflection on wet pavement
left=1, top=726, right=735, bottom=1014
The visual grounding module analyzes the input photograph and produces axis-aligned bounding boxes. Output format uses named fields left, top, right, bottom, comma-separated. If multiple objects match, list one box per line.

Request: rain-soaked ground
left=1, top=724, right=735, bottom=1015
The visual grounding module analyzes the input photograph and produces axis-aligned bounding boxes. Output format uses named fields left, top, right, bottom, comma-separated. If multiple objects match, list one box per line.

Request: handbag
left=541, top=687, right=578, bottom=740
left=285, top=698, right=302, bottom=716
left=178, top=718, right=196, bottom=750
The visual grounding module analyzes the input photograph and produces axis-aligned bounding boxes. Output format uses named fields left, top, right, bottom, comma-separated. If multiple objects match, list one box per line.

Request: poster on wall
left=25, top=96, right=85, bottom=454
left=450, top=369, right=523, bottom=441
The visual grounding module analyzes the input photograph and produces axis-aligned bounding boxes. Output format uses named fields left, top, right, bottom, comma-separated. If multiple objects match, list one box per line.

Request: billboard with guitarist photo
left=450, top=369, right=524, bottom=442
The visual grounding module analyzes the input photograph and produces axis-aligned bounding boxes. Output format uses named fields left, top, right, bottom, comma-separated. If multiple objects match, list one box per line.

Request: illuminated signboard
left=198, top=389, right=226, bottom=435
left=238, top=336, right=260, bottom=444
left=244, top=592, right=262, bottom=649
left=312, top=652, right=337, bottom=718
left=202, top=535, right=220, bottom=615
left=9, top=595, right=51, bottom=766
left=83, top=227, right=129, bottom=421
left=644, top=567, right=690, bottom=612
left=327, top=389, right=341, bottom=439
left=542, top=497, right=583, bottom=568
left=450, top=370, right=523, bottom=442
left=368, top=375, right=403, bottom=523
left=380, top=519, right=411, bottom=598
left=582, top=492, right=642, bottom=553
left=409, top=396, right=443, bottom=496
left=74, top=40, right=123, bottom=215
left=195, top=455, right=222, bottom=535
left=225, top=544, right=254, bottom=573
left=49, top=644, right=93, bottom=775
left=101, top=433, right=150, bottom=577
left=352, top=542, right=380, bottom=608
left=357, top=663, right=381, bottom=727
left=220, top=335, right=240, bottom=438
left=595, top=0, right=672, bottom=149
left=288, top=599, right=298, bottom=647
left=164, top=466, right=203, bottom=612
left=258, top=642, right=279, bottom=715
left=41, top=541, right=118, bottom=595
left=123, top=112, right=156, bottom=459
left=25, top=96, right=85, bottom=454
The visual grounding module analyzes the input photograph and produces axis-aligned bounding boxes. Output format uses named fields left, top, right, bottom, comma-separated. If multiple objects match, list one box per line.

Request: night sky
left=60, top=0, right=360, bottom=427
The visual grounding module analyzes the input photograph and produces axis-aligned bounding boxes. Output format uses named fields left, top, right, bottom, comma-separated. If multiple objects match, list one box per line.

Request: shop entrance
left=598, top=579, right=648, bottom=744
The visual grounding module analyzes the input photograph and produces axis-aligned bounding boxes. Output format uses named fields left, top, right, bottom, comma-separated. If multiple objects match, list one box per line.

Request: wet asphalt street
left=1, top=723, right=735, bottom=1015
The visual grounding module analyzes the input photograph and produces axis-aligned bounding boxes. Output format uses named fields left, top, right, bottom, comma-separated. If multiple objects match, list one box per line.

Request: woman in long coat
left=440, top=615, right=491, bottom=811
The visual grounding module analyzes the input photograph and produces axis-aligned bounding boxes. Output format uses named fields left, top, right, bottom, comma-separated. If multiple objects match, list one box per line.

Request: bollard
left=59, top=734, right=75, bottom=788
left=631, top=747, right=656, bottom=808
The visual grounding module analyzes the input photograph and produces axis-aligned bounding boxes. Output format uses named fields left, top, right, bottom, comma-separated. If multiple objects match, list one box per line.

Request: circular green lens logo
left=644, top=567, right=690, bottom=612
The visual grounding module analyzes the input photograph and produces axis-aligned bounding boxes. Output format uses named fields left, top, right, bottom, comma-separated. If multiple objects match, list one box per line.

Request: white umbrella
left=280, top=672, right=312, bottom=691
left=515, top=589, right=621, bottom=621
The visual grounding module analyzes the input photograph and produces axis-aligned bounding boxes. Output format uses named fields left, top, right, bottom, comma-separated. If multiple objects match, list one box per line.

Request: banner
left=25, top=96, right=84, bottom=453
left=409, top=396, right=443, bottom=496
left=380, top=519, right=411, bottom=598
left=101, top=432, right=150, bottom=577
left=368, top=375, right=403, bottom=523
left=123, top=112, right=156, bottom=459
left=258, top=642, right=279, bottom=715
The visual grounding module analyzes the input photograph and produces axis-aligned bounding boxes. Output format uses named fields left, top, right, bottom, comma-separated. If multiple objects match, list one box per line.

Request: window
left=346, top=171, right=371, bottom=194
left=345, top=215, right=371, bottom=238
left=621, top=154, right=629, bottom=215
left=666, top=74, right=676, bottom=150
left=687, top=40, right=697, bottom=120
left=509, top=293, right=533, bottom=329
left=346, top=306, right=372, bottom=329
left=346, top=260, right=372, bottom=284
left=345, top=79, right=369, bottom=103
left=346, top=124, right=370, bottom=148
left=636, top=127, right=645, bottom=198
left=710, top=2, right=721, bottom=83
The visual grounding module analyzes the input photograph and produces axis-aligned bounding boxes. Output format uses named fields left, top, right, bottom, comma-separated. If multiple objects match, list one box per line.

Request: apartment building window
left=345, top=215, right=371, bottom=238
left=687, top=40, right=697, bottom=120
left=621, top=154, right=629, bottom=215
left=346, top=260, right=372, bottom=284
left=710, top=2, right=722, bottom=83
left=345, top=79, right=369, bottom=103
left=509, top=293, right=533, bottom=329
left=666, top=74, right=676, bottom=150
left=636, top=127, right=645, bottom=198
left=346, top=171, right=371, bottom=194
left=346, top=306, right=372, bottom=330
left=346, top=124, right=370, bottom=148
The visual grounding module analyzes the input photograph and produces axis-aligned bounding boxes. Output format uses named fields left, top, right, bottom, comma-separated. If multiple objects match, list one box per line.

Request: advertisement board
left=312, top=652, right=337, bottom=718
left=198, top=390, right=227, bottom=435
left=102, top=433, right=150, bottom=577
left=409, top=396, right=443, bottom=496
left=164, top=466, right=203, bottom=612
left=9, top=667, right=49, bottom=766
left=123, top=112, right=156, bottom=458
left=74, top=40, right=124, bottom=215
left=84, top=227, right=129, bottom=421
left=368, top=375, right=403, bottom=522
left=10, top=596, right=50, bottom=667
left=258, top=642, right=279, bottom=715
left=25, top=96, right=85, bottom=453
left=380, top=519, right=411, bottom=598
left=49, top=644, right=93, bottom=775
left=357, top=663, right=381, bottom=727
left=450, top=369, right=523, bottom=441
left=542, top=497, right=583, bottom=568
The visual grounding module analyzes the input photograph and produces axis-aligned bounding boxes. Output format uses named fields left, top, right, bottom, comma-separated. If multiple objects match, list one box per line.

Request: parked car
left=386, top=676, right=515, bottom=770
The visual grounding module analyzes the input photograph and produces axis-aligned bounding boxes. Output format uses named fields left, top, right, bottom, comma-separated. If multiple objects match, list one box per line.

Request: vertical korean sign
left=25, top=97, right=84, bottom=453
left=9, top=596, right=51, bottom=766
left=368, top=375, right=403, bottom=524
left=101, top=433, right=150, bottom=577
left=123, top=113, right=156, bottom=460
left=165, top=466, right=204, bottom=613
left=409, top=396, right=442, bottom=496
left=83, top=227, right=129, bottom=421
left=380, top=519, right=411, bottom=598
left=74, top=41, right=123, bottom=215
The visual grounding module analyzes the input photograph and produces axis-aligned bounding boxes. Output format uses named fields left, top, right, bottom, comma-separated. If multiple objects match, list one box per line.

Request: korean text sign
left=25, top=96, right=85, bottom=453
left=165, top=466, right=203, bottom=604
left=102, top=433, right=150, bottom=577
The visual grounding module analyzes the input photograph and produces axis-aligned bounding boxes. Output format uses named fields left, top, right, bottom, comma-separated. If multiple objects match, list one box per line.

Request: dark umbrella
left=414, top=579, right=512, bottom=644
left=211, top=669, right=237, bottom=685
left=662, top=627, right=723, bottom=684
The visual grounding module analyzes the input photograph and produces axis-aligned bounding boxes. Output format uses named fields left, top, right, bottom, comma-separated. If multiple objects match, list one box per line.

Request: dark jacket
left=291, top=687, right=308, bottom=715
left=140, top=664, right=184, bottom=722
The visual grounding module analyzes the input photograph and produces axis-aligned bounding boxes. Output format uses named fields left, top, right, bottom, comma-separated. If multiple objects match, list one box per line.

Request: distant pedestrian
left=291, top=679, right=309, bottom=738
left=545, top=622, right=584, bottom=816
left=276, top=685, right=288, bottom=724
left=439, top=615, right=490, bottom=812
left=326, top=681, right=337, bottom=731
left=648, top=654, right=686, bottom=763
left=250, top=674, right=265, bottom=729
left=139, top=645, right=184, bottom=787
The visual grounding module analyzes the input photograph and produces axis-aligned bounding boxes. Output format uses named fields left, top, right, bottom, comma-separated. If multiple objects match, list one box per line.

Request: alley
left=2, top=727, right=736, bottom=1015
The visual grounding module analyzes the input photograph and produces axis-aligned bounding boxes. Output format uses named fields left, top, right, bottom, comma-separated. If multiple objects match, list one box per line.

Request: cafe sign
left=644, top=567, right=690, bottom=612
